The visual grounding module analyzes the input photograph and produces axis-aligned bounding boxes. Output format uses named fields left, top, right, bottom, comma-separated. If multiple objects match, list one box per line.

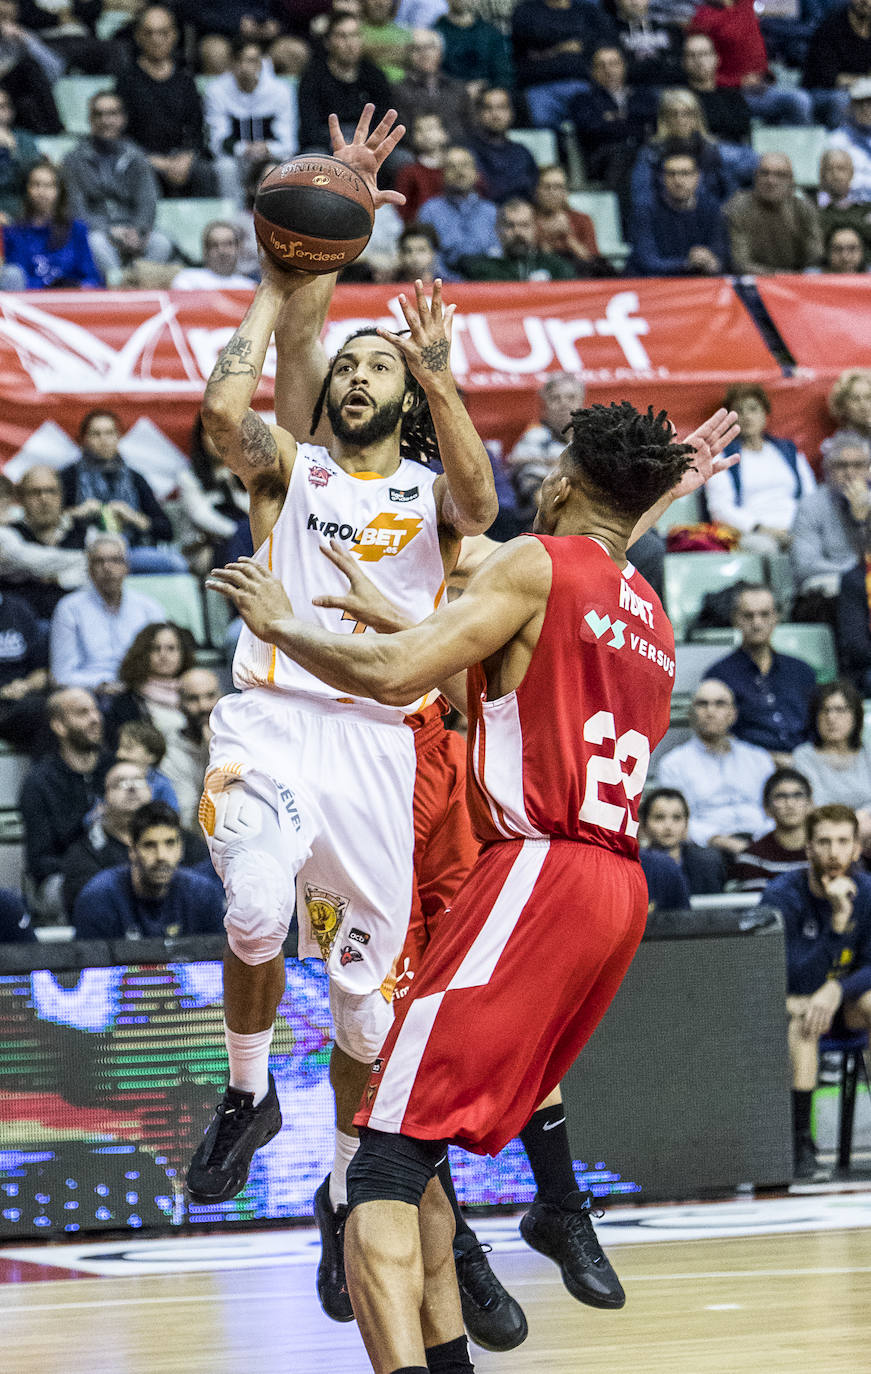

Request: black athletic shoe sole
left=187, top=1080, right=282, bottom=1204
left=314, top=1177, right=355, bottom=1323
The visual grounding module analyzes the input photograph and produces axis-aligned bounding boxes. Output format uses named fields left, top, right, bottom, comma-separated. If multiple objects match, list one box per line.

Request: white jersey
left=233, top=443, right=446, bottom=714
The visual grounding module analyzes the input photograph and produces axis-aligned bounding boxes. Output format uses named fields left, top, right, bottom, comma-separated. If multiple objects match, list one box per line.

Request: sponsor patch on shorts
left=349, top=928, right=370, bottom=944
left=340, top=945, right=363, bottom=966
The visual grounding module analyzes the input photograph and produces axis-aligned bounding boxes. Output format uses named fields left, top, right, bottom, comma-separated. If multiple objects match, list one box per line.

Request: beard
left=326, top=391, right=405, bottom=448
left=66, top=724, right=102, bottom=752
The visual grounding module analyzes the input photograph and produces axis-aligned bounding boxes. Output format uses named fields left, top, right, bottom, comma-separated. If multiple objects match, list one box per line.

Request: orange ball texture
left=253, top=155, right=375, bottom=275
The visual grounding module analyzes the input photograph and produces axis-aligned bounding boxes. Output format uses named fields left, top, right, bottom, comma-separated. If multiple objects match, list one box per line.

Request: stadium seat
left=154, top=197, right=238, bottom=263
left=35, top=134, right=78, bottom=164
left=655, top=489, right=703, bottom=536
left=0, top=810, right=24, bottom=891
left=750, top=125, right=828, bottom=188
left=663, top=551, right=764, bottom=641
left=53, top=76, right=113, bottom=136
left=507, top=127, right=558, bottom=168
left=770, top=622, right=838, bottom=682
left=673, top=640, right=735, bottom=705
left=126, top=573, right=207, bottom=644
left=0, top=745, right=29, bottom=804
left=567, top=191, right=629, bottom=262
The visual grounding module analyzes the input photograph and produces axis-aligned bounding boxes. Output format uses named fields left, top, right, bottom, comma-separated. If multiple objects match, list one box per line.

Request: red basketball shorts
left=392, top=717, right=479, bottom=1003
left=355, top=836, right=648, bottom=1157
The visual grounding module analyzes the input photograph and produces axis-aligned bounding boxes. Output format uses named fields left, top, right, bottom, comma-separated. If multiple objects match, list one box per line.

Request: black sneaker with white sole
left=314, top=1175, right=355, bottom=1322
left=520, top=1191, right=625, bottom=1309
left=453, top=1235, right=528, bottom=1352
left=187, top=1073, right=281, bottom=1204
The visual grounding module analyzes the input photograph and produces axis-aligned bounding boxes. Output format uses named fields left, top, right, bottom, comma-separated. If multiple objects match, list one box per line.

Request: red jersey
left=465, top=534, right=675, bottom=857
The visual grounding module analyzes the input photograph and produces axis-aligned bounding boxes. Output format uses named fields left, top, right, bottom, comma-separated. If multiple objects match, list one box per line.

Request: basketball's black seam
left=256, top=185, right=372, bottom=241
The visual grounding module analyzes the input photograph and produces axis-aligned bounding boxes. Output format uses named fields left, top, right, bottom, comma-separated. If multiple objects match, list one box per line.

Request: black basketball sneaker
left=187, top=1073, right=282, bottom=1204
left=453, top=1235, right=529, bottom=1352
left=313, top=1175, right=355, bottom=1322
left=520, top=1192, right=625, bottom=1309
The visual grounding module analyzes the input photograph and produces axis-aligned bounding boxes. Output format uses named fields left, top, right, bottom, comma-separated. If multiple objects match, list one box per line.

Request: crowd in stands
left=3, top=0, right=871, bottom=283
left=0, top=3, right=869, bottom=1187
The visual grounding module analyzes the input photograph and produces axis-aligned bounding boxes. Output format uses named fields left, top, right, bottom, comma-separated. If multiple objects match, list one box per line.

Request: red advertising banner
left=755, top=275, right=871, bottom=370
left=0, top=278, right=779, bottom=489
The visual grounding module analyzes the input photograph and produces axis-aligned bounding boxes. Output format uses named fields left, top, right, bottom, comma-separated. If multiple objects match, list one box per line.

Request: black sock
left=520, top=1104, right=579, bottom=1205
left=426, top=1334, right=475, bottom=1372
left=792, top=1089, right=812, bottom=1138
left=435, top=1154, right=476, bottom=1245
left=391, top=1367, right=428, bottom=1373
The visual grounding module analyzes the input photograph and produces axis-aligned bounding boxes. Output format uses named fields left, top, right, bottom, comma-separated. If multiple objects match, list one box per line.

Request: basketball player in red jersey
left=209, top=399, right=740, bottom=1374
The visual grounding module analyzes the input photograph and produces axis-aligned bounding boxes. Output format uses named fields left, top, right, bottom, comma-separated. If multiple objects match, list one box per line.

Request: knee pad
left=329, top=981, right=394, bottom=1063
left=223, top=847, right=292, bottom=965
left=347, top=1127, right=447, bottom=1213
left=199, top=770, right=265, bottom=858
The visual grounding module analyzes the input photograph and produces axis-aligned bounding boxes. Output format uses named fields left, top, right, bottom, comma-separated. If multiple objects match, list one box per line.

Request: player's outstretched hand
left=206, top=558, right=293, bottom=642
left=313, top=541, right=410, bottom=633
left=378, top=279, right=456, bottom=391
left=672, top=407, right=741, bottom=498
left=329, top=103, right=406, bottom=209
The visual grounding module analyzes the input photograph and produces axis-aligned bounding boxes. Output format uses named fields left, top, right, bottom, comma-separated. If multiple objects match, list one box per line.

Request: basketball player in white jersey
left=186, top=107, right=499, bottom=1222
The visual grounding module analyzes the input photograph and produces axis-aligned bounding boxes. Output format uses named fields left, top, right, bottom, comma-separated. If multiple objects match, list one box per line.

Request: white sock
left=329, top=1130, right=359, bottom=1210
left=224, top=1023, right=273, bottom=1106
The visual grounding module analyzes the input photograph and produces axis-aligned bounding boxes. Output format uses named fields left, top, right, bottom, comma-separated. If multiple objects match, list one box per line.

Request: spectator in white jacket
left=703, top=383, right=816, bottom=557
left=171, top=221, right=257, bottom=290
left=204, top=37, right=298, bottom=204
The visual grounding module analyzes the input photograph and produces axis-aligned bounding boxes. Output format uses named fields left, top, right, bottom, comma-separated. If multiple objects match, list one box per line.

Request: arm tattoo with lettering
left=420, top=339, right=450, bottom=373
left=239, top=411, right=278, bottom=468
left=212, top=335, right=257, bottom=381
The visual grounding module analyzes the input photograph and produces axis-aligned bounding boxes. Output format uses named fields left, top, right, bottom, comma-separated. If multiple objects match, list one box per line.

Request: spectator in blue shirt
left=0, top=588, right=50, bottom=751
left=49, top=534, right=164, bottom=692
left=418, top=142, right=499, bottom=270
left=73, top=799, right=224, bottom=940
left=705, top=584, right=816, bottom=760
left=627, top=145, right=728, bottom=275
left=467, top=86, right=539, bottom=204
left=763, top=803, right=871, bottom=1178
left=639, top=787, right=728, bottom=894
left=639, top=845, right=692, bottom=911
left=1, top=158, right=102, bottom=290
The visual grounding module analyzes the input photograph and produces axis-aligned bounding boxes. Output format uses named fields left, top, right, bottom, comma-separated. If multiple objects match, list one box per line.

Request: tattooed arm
left=379, top=280, right=498, bottom=547
left=200, top=272, right=305, bottom=496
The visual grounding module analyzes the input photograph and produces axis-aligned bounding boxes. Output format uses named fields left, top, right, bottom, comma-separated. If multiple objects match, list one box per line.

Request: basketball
left=253, top=155, right=375, bottom=275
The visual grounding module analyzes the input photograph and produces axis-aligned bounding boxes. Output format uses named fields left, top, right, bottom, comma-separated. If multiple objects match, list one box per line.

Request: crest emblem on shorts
left=308, top=464, right=332, bottom=488
left=304, top=883, right=349, bottom=958
left=366, top=1085, right=377, bottom=1105
left=340, top=944, right=363, bottom=966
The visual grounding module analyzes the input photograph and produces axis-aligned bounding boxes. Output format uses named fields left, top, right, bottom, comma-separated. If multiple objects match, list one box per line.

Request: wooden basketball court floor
left=2, top=1191, right=870, bottom=1374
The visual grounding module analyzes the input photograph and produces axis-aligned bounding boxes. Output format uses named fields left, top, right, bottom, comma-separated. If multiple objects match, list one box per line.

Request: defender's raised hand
left=329, top=103, right=406, bottom=209
left=378, top=279, right=456, bottom=391
left=206, top=559, right=293, bottom=643
left=672, top=407, right=741, bottom=498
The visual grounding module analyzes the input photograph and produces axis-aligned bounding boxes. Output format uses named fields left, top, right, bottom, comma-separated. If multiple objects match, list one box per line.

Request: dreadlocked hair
left=564, top=401, right=696, bottom=519
left=309, top=327, right=441, bottom=466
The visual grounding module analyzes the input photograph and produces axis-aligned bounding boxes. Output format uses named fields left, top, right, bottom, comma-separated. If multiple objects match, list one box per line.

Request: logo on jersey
left=307, top=463, right=332, bottom=488
left=366, top=1084, right=377, bottom=1105
left=619, top=576, right=654, bottom=628
left=391, top=956, right=415, bottom=1002
left=389, top=486, right=418, bottom=503
left=349, top=927, right=370, bottom=944
left=304, top=883, right=349, bottom=958
left=583, top=609, right=626, bottom=650
left=353, top=512, right=423, bottom=563
left=306, top=510, right=422, bottom=562
left=340, top=944, right=363, bottom=967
